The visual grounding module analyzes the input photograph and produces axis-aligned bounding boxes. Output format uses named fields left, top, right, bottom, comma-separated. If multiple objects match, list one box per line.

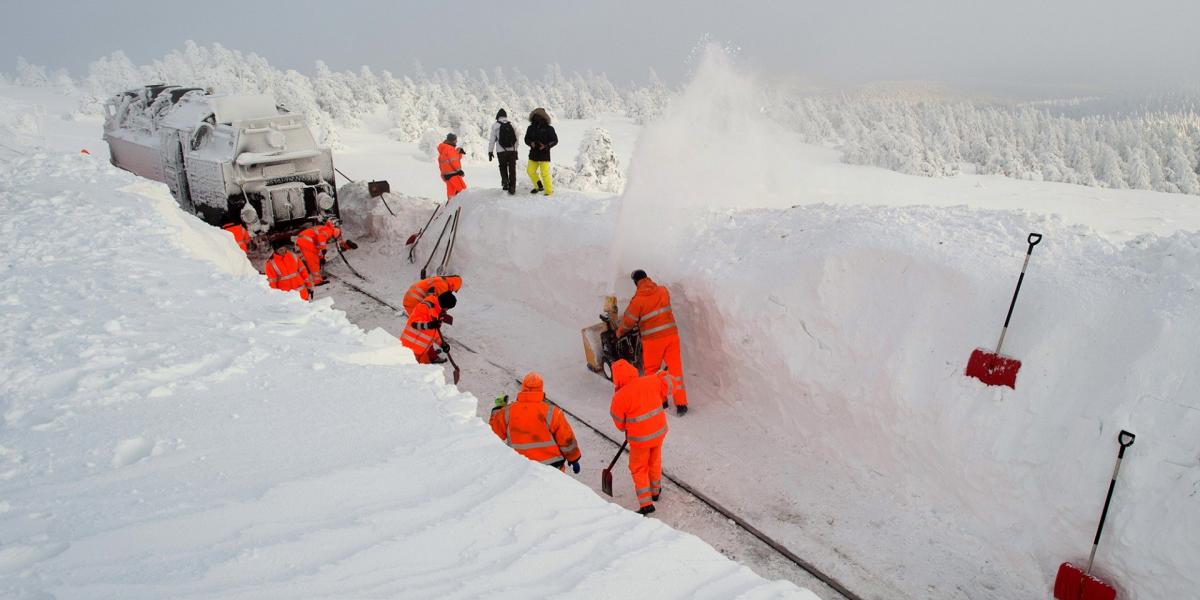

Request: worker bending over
left=609, top=359, right=668, bottom=515
left=296, top=217, right=356, bottom=286
left=403, top=274, right=463, bottom=314
left=264, top=239, right=313, bottom=301
left=616, top=269, right=688, bottom=415
left=401, top=291, right=456, bottom=364
left=489, top=372, right=582, bottom=472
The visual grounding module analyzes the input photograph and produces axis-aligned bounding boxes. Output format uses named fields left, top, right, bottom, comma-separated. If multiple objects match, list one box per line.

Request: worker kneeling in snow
left=401, top=291, right=456, bottom=364
left=264, top=239, right=313, bottom=301
left=610, top=359, right=669, bottom=515
left=402, top=274, right=463, bottom=314
left=489, top=372, right=582, bottom=472
left=616, top=270, right=688, bottom=415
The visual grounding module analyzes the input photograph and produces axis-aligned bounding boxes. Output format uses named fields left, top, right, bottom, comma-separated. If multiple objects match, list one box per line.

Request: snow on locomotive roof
left=210, top=94, right=281, bottom=123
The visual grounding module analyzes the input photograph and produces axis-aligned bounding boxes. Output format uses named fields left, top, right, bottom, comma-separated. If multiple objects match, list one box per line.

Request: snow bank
left=0, top=150, right=814, bottom=599
left=433, top=55, right=1200, bottom=600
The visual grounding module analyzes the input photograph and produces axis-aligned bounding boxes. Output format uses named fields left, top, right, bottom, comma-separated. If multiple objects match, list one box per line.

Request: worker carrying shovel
left=609, top=359, right=669, bottom=515
left=489, top=372, right=582, bottom=473
left=616, top=270, right=688, bottom=415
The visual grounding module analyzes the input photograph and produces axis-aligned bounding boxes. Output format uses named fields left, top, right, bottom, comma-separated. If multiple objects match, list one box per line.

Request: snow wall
left=445, top=49, right=1200, bottom=600
left=0, top=150, right=814, bottom=599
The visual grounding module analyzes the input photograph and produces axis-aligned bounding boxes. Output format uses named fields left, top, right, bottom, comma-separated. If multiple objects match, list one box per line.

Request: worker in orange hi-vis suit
left=609, top=359, right=669, bottom=515
left=221, top=217, right=250, bottom=254
left=615, top=269, right=688, bottom=416
left=263, top=239, right=313, bottom=301
left=294, top=224, right=323, bottom=285
left=437, top=133, right=467, bottom=200
left=488, top=372, right=582, bottom=472
left=402, top=275, right=463, bottom=314
left=400, top=292, right=456, bottom=364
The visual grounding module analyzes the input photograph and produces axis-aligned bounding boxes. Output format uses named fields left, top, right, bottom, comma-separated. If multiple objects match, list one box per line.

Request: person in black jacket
left=524, top=107, right=558, bottom=195
left=488, top=108, right=519, bottom=195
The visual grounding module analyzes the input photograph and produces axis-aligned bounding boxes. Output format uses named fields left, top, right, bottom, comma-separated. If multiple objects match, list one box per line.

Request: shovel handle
left=607, top=439, right=628, bottom=470
left=1027, top=232, right=1042, bottom=249
left=1117, top=429, right=1135, bottom=456
left=1086, top=429, right=1137, bottom=573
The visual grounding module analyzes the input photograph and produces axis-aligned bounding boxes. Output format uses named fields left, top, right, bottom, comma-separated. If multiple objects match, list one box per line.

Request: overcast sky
left=3, top=0, right=1198, bottom=94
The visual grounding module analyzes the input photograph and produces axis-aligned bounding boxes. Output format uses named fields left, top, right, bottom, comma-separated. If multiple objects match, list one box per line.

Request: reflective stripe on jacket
left=609, top=360, right=668, bottom=448
left=401, top=295, right=443, bottom=354
left=402, top=275, right=463, bottom=313
left=618, top=276, right=677, bottom=340
left=489, top=374, right=581, bottom=465
left=264, top=251, right=310, bottom=292
left=437, top=142, right=463, bottom=176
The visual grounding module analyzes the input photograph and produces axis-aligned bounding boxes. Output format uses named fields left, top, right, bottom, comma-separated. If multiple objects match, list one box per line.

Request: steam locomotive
left=103, top=84, right=338, bottom=237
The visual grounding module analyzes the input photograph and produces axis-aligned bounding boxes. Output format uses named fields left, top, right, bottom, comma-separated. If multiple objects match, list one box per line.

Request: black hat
left=438, top=291, right=457, bottom=310
left=496, top=108, right=507, bottom=119
left=445, top=132, right=457, bottom=143
left=631, top=269, right=647, bottom=283
left=271, top=238, right=291, bottom=251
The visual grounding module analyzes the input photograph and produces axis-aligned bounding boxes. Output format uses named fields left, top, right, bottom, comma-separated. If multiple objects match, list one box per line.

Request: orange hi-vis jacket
left=264, top=250, right=312, bottom=300
left=489, top=373, right=582, bottom=467
left=609, top=360, right=669, bottom=448
left=438, top=142, right=463, bottom=177
left=617, top=277, right=678, bottom=340
left=315, top=222, right=342, bottom=252
left=295, top=226, right=322, bottom=255
left=403, top=275, right=463, bottom=313
left=222, top=223, right=250, bottom=253
left=401, top=294, right=444, bottom=358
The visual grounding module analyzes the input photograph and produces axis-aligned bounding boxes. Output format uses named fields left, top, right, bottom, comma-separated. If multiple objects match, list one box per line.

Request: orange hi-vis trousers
left=629, top=441, right=663, bottom=508
left=643, top=334, right=686, bottom=407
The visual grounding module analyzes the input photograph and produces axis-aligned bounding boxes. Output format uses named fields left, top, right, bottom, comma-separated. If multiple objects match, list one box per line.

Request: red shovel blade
left=405, top=233, right=418, bottom=245
left=1054, top=562, right=1116, bottom=600
left=965, top=348, right=1021, bottom=389
left=601, top=468, right=614, bottom=497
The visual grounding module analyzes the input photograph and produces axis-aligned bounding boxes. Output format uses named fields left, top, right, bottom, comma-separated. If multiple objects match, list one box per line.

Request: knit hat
left=438, top=291, right=457, bottom=310
left=445, top=132, right=457, bottom=143
left=631, top=269, right=647, bottom=283
left=496, top=108, right=507, bottom=119
left=271, top=238, right=291, bottom=251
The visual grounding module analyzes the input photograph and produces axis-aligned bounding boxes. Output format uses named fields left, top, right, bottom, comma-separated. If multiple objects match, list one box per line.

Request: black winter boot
left=637, top=505, right=656, bottom=516
left=676, top=405, right=688, bottom=416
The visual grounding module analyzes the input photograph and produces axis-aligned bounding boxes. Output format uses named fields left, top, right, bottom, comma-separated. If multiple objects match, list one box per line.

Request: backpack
left=498, top=121, right=517, bottom=148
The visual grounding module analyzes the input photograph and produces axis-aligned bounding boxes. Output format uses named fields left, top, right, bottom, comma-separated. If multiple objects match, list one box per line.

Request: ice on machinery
left=102, top=84, right=337, bottom=235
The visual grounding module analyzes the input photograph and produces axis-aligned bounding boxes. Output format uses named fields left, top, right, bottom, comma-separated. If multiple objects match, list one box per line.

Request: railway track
left=326, top=273, right=863, bottom=600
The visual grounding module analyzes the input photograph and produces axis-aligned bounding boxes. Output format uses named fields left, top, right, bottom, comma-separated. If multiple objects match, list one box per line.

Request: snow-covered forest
left=8, top=41, right=1200, bottom=196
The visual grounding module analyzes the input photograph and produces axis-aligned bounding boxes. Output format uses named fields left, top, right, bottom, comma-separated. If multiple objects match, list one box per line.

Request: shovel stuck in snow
left=601, top=439, right=628, bottom=497
left=1053, top=430, right=1135, bottom=600
left=965, top=232, right=1042, bottom=388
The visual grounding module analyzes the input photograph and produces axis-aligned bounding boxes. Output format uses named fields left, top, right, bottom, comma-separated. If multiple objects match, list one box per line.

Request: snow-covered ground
left=326, top=58, right=1200, bottom=600
left=5, top=47, right=1200, bottom=600
left=0, top=92, right=815, bottom=598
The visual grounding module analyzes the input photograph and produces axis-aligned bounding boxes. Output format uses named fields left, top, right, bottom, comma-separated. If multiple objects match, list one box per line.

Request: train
left=102, top=84, right=338, bottom=238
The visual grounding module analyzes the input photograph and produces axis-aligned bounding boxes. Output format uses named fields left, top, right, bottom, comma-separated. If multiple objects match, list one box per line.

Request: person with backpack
left=524, top=107, right=557, bottom=196
left=488, top=109, right=519, bottom=195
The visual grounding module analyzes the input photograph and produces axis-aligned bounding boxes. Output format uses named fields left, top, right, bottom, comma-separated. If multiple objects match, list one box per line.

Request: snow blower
left=1054, top=430, right=1135, bottom=600
left=582, top=296, right=643, bottom=379
left=965, top=232, right=1042, bottom=388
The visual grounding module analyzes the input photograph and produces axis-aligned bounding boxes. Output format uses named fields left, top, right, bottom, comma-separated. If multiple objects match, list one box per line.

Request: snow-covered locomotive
left=103, top=84, right=337, bottom=235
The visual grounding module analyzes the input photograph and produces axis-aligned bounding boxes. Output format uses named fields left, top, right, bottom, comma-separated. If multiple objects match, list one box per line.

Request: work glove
left=457, top=147, right=465, bottom=155
left=319, top=257, right=326, bottom=267
left=430, top=319, right=442, bottom=330
left=493, top=394, right=509, bottom=408
left=442, top=172, right=453, bottom=181
left=440, top=313, right=453, bottom=325
left=341, top=239, right=358, bottom=250
left=569, top=461, right=581, bottom=474
left=663, top=400, right=669, bottom=410
left=488, top=152, right=494, bottom=161
left=441, top=341, right=450, bottom=352
left=455, top=170, right=465, bottom=178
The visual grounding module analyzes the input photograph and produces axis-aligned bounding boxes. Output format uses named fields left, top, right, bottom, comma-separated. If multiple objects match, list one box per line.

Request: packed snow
left=0, top=113, right=815, bottom=597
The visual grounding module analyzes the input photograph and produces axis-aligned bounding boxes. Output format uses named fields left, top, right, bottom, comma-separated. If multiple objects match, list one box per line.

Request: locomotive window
left=190, top=123, right=213, bottom=151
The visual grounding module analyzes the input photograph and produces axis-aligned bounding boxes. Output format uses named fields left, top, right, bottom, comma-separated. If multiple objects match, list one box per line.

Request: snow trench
left=436, top=188, right=1200, bottom=600
left=0, top=152, right=814, bottom=599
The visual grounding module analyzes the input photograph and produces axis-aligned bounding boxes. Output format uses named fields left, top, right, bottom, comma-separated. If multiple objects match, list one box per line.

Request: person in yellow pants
left=524, top=107, right=557, bottom=196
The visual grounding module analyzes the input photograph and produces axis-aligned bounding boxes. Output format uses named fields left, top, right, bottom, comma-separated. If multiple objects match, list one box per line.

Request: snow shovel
left=442, top=344, right=461, bottom=384
left=965, top=232, right=1042, bottom=388
left=406, top=203, right=443, bottom=250
left=601, top=439, right=628, bottom=497
left=335, top=167, right=397, bottom=217
left=1054, top=430, right=1136, bottom=600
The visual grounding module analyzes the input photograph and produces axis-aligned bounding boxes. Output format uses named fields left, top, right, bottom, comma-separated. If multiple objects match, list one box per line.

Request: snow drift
left=0, top=149, right=815, bottom=599
left=431, top=52, right=1200, bottom=600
